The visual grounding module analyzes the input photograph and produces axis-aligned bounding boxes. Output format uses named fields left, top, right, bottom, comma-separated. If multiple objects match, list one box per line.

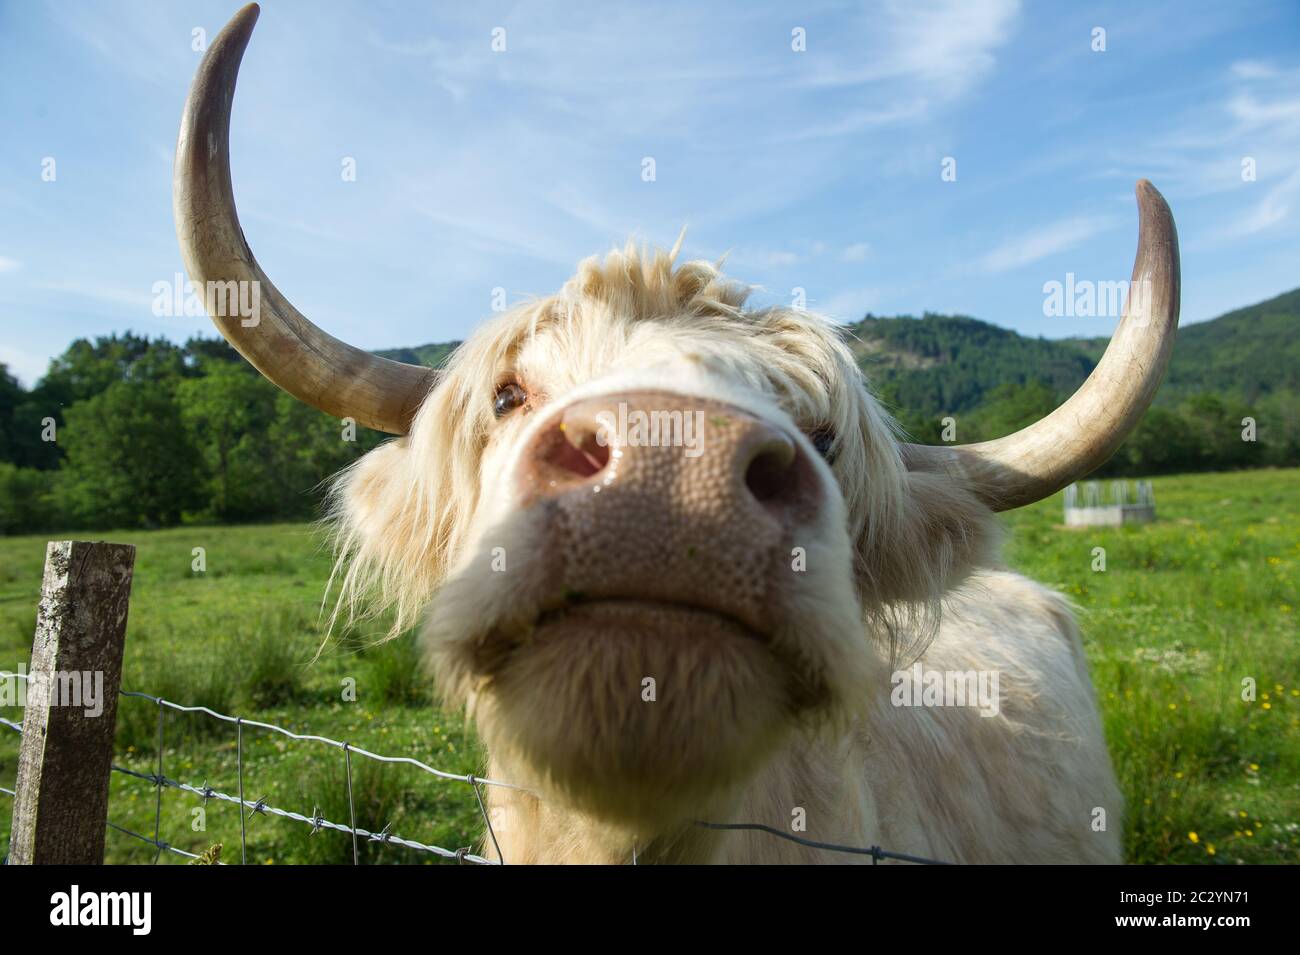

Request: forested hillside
left=1065, top=287, right=1300, bottom=404
left=850, top=286, right=1300, bottom=416
left=847, top=289, right=1299, bottom=476
left=846, top=312, right=1094, bottom=417
left=0, top=335, right=385, bottom=534
left=372, top=342, right=460, bottom=370
left=1, top=289, right=1294, bottom=533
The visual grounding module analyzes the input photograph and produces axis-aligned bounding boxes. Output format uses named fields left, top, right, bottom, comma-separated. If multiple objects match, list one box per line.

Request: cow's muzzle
left=510, top=390, right=825, bottom=640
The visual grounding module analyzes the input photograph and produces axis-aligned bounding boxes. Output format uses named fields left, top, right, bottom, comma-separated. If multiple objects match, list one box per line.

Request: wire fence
left=2, top=671, right=499, bottom=866
left=1, top=669, right=946, bottom=865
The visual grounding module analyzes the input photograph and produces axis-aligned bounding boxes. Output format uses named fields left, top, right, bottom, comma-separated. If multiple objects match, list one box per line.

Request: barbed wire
left=2, top=669, right=946, bottom=865
left=109, top=763, right=493, bottom=864
left=693, top=821, right=947, bottom=864
left=115, top=688, right=525, bottom=792
left=2, top=670, right=519, bottom=790
left=1, top=672, right=500, bottom=865
left=106, top=820, right=214, bottom=863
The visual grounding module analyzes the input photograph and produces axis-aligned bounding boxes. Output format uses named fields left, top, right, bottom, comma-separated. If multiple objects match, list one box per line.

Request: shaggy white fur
left=326, top=241, right=1122, bottom=864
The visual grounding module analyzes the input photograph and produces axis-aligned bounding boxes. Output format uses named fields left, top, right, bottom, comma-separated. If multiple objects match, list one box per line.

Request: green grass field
left=1, top=469, right=1295, bottom=864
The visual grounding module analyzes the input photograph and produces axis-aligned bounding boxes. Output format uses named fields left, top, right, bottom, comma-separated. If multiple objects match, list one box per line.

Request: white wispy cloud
left=977, top=215, right=1116, bottom=274
left=820, top=286, right=881, bottom=323
left=1094, top=58, right=1300, bottom=209
left=797, top=0, right=1020, bottom=94
left=1231, top=60, right=1282, bottom=80
left=41, top=0, right=194, bottom=87
left=1227, top=92, right=1300, bottom=130
left=775, top=100, right=931, bottom=143
left=31, top=280, right=154, bottom=311
left=727, top=240, right=830, bottom=270
left=0, top=256, right=21, bottom=274
left=1222, top=165, right=1300, bottom=238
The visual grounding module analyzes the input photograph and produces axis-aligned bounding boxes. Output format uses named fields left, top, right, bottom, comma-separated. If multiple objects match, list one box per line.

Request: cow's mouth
left=451, top=594, right=829, bottom=826
left=468, top=597, right=828, bottom=711
left=538, top=598, right=766, bottom=640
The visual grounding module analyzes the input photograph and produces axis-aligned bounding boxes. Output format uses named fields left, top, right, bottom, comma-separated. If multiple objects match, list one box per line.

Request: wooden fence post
left=8, top=541, right=135, bottom=864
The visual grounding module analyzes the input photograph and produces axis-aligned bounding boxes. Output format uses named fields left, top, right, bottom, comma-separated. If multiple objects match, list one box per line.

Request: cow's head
left=175, top=5, right=1179, bottom=830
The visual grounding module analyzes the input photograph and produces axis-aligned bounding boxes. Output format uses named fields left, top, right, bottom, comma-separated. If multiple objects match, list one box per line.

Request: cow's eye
left=493, top=382, right=528, bottom=418
left=809, top=426, right=836, bottom=463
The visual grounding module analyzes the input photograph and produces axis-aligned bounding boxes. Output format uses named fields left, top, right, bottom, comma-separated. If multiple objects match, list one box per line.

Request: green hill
left=372, top=341, right=460, bottom=369
left=379, top=287, right=1299, bottom=476
left=1066, top=287, right=1300, bottom=405
left=845, top=313, right=1095, bottom=418
left=383, top=288, right=1298, bottom=422
left=845, top=287, right=1300, bottom=419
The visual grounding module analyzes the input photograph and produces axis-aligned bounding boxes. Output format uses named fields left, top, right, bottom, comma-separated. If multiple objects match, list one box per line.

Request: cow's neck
left=479, top=757, right=719, bottom=864
left=481, top=724, right=878, bottom=864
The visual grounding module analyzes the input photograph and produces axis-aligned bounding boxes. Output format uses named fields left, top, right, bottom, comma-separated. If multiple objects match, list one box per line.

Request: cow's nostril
left=547, top=424, right=611, bottom=479
left=744, top=440, right=797, bottom=504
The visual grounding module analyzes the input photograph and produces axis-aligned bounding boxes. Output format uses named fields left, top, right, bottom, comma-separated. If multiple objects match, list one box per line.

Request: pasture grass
left=0, top=469, right=1295, bottom=864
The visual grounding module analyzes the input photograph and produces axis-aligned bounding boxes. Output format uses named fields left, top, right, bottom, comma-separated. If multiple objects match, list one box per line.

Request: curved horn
left=902, top=179, right=1180, bottom=511
left=173, top=3, right=435, bottom=435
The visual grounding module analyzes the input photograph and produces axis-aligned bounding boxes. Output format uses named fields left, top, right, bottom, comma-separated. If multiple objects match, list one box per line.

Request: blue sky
left=1, top=0, right=1298, bottom=386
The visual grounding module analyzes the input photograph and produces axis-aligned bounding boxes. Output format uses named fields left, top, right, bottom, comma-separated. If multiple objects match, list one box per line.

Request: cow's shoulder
left=929, top=569, right=1090, bottom=679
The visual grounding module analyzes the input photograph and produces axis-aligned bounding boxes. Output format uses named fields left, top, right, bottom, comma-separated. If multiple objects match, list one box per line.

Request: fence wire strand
left=115, top=688, right=523, bottom=790
left=2, top=669, right=945, bottom=865
left=108, top=764, right=493, bottom=864
left=106, top=820, right=214, bottom=863
left=693, top=821, right=948, bottom=864
left=343, top=743, right=359, bottom=866
left=152, top=701, right=165, bottom=865
left=1, top=672, right=496, bottom=865
left=236, top=718, right=247, bottom=866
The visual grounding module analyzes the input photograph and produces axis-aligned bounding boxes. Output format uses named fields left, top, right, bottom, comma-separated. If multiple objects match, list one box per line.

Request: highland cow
left=173, top=5, right=1180, bottom=863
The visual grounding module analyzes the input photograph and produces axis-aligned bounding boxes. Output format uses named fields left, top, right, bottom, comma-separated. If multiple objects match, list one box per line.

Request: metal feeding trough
left=1063, top=480, right=1156, bottom=527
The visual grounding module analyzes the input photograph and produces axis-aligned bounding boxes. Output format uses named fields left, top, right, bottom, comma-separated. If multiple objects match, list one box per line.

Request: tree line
left=0, top=334, right=384, bottom=534
left=2, top=326, right=1296, bottom=535
left=855, top=302, right=1300, bottom=478
left=885, top=379, right=1299, bottom=477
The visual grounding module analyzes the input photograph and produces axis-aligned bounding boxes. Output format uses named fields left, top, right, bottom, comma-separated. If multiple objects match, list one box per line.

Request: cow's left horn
left=173, top=2, right=436, bottom=435
left=902, top=179, right=1180, bottom=511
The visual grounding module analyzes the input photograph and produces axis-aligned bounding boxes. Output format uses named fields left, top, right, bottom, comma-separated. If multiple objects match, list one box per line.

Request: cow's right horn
left=173, top=2, right=436, bottom=435
left=902, top=179, right=1180, bottom=511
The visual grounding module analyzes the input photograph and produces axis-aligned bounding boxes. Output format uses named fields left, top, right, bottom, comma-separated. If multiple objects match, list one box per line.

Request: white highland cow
left=174, top=5, right=1180, bottom=864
